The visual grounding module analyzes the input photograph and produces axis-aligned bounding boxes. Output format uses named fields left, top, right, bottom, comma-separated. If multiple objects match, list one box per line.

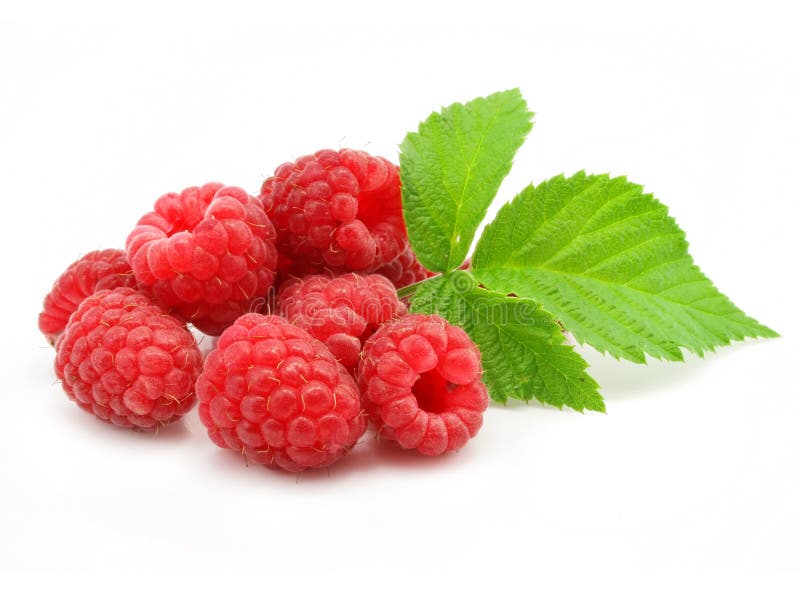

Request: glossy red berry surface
left=196, top=313, right=366, bottom=472
left=276, top=273, right=407, bottom=370
left=54, top=287, right=202, bottom=429
left=39, top=249, right=138, bottom=344
left=126, top=183, right=277, bottom=335
left=359, top=314, right=489, bottom=456
left=260, top=149, right=408, bottom=277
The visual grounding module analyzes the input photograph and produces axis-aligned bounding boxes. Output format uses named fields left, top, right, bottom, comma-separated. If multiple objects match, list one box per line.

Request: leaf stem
left=396, top=276, right=440, bottom=300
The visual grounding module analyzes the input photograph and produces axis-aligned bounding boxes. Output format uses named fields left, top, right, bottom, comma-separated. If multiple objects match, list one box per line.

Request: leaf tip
left=757, top=324, right=780, bottom=339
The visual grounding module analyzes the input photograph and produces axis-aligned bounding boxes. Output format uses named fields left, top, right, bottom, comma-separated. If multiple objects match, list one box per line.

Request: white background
left=2, top=1, right=798, bottom=592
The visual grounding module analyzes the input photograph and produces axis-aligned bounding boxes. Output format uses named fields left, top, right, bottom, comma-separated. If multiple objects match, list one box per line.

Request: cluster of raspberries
left=39, top=149, right=487, bottom=473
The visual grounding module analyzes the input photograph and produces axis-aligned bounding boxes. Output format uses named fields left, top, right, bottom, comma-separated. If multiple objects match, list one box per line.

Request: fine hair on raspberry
left=359, top=313, right=489, bottom=456
left=39, top=249, right=138, bottom=344
left=259, top=149, right=408, bottom=277
left=126, top=183, right=278, bottom=336
left=54, top=287, right=203, bottom=430
left=196, top=313, right=367, bottom=472
left=276, top=272, right=407, bottom=369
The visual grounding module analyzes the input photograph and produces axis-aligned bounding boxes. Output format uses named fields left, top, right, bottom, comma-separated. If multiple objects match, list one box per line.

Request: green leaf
left=472, top=172, right=778, bottom=363
left=410, top=270, right=605, bottom=412
left=399, top=88, right=533, bottom=272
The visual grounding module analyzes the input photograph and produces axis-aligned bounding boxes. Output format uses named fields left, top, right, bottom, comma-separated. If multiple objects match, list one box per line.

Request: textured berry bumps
left=276, top=273, right=407, bottom=369
left=54, top=287, right=202, bottom=429
left=260, top=149, right=407, bottom=276
left=359, top=314, right=488, bottom=456
left=196, top=314, right=366, bottom=472
left=39, top=249, right=137, bottom=344
left=126, top=183, right=277, bottom=335
left=374, top=245, right=434, bottom=289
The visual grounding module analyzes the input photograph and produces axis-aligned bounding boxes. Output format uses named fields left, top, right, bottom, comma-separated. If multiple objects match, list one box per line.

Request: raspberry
left=54, top=287, right=202, bottom=429
left=126, top=183, right=278, bottom=336
left=260, top=149, right=408, bottom=276
left=39, top=249, right=138, bottom=344
left=373, top=245, right=434, bottom=289
left=196, top=313, right=366, bottom=472
left=359, top=314, right=489, bottom=456
left=276, top=273, right=407, bottom=370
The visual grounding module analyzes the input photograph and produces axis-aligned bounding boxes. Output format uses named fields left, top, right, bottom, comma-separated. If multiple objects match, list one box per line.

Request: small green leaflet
left=400, top=89, right=533, bottom=272
left=410, top=271, right=605, bottom=412
left=472, top=171, right=778, bottom=363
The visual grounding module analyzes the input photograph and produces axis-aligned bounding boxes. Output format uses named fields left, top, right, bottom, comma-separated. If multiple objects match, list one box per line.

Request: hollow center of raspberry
left=413, top=368, right=452, bottom=414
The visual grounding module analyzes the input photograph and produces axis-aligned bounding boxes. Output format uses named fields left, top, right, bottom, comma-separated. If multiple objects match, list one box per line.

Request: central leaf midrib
left=485, top=264, right=750, bottom=324
left=447, top=105, right=501, bottom=268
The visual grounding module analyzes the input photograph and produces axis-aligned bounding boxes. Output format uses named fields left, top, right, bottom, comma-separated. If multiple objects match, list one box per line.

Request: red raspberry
left=276, top=273, right=407, bottom=370
left=54, top=287, right=202, bottom=429
left=39, top=249, right=138, bottom=344
left=260, top=149, right=408, bottom=276
left=359, top=314, right=489, bottom=456
left=126, top=183, right=278, bottom=336
left=196, top=314, right=366, bottom=472
left=373, top=245, right=434, bottom=289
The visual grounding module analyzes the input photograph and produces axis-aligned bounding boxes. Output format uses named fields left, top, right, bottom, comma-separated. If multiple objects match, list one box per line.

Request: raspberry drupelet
left=54, top=287, right=202, bottom=429
left=195, top=314, right=367, bottom=472
left=276, top=273, right=407, bottom=370
left=126, top=183, right=278, bottom=336
left=39, top=249, right=138, bottom=344
left=259, top=149, right=408, bottom=277
left=373, top=245, right=434, bottom=289
left=359, top=314, right=489, bottom=456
